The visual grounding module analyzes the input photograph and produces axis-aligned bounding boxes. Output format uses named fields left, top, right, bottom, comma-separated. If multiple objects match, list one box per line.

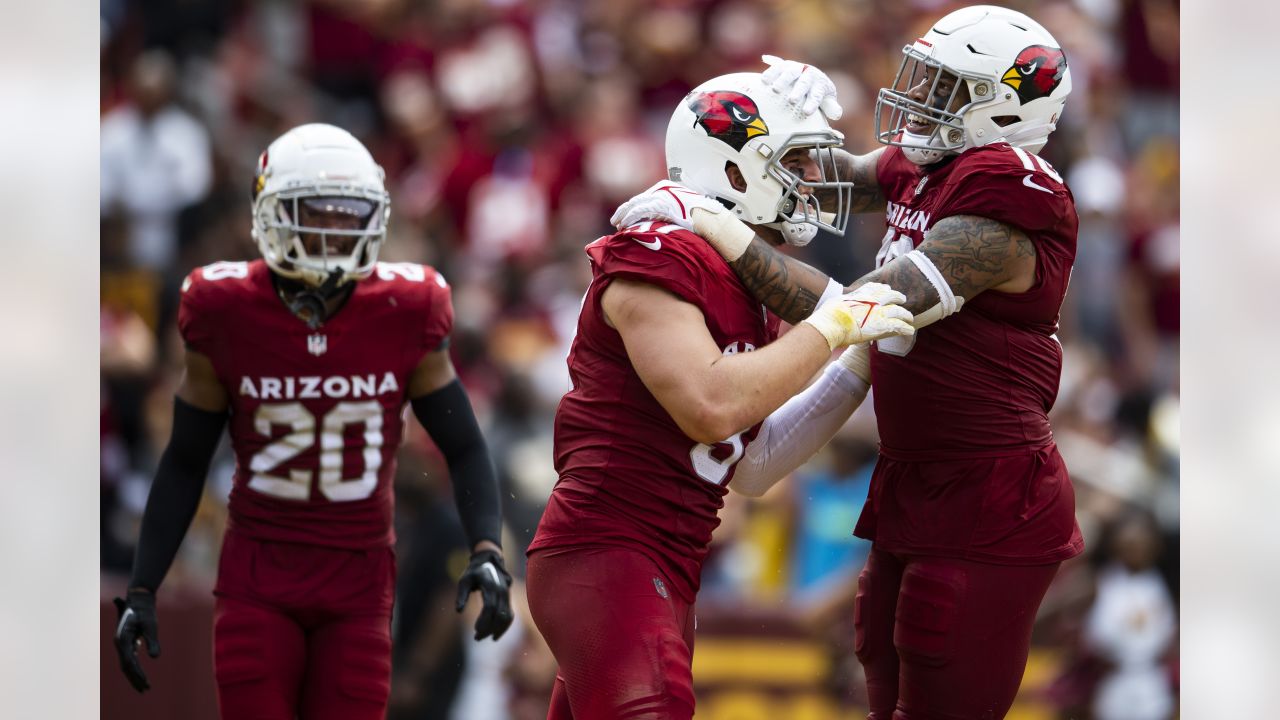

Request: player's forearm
left=728, top=238, right=835, bottom=324
left=730, top=233, right=960, bottom=329
left=842, top=257, right=942, bottom=316
left=691, top=324, right=833, bottom=444
left=411, top=381, right=504, bottom=549
left=816, top=147, right=886, bottom=215
left=129, top=397, right=226, bottom=593
left=844, top=214, right=1035, bottom=315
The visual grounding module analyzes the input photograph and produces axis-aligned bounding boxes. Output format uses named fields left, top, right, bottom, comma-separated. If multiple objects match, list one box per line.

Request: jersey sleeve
left=177, top=267, right=217, bottom=356
left=940, top=147, right=1071, bottom=232
left=421, top=268, right=455, bottom=354
left=587, top=230, right=706, bottom=306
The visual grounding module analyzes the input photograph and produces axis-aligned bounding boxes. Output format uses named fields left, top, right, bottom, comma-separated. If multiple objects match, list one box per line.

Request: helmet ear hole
left=724, top=161, right=748, bottom=192
left=992, top=115, right=1020, bottom=127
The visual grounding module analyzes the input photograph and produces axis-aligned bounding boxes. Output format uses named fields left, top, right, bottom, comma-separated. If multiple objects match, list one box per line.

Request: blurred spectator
left=101, top=305, right=157, bottom=572
left=101, top=49, right=212, bottom=274
left=1084, top=509, right=1178, bottom=720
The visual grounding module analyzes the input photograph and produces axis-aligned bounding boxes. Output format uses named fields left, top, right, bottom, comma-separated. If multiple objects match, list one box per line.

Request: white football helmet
left=251, top=123, right=391, bottom=286
left=665, top=72, right=853, bottom=246
left=875, top=5, right=1072, bottom=165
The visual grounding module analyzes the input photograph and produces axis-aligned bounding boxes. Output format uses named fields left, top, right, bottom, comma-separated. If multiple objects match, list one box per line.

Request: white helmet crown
left=875, top=5, right=1071, bottom=164
left=251, top=123, right=391, bottom=287
left=665, top=73, right=853, bottom=244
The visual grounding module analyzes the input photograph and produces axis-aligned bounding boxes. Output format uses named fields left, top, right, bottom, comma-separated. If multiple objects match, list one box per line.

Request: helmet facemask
left=875, top=45, right=992, bottom=165
left=761, top=132, right=852, bottom=245
left=255, top=182, right=390, bottom=288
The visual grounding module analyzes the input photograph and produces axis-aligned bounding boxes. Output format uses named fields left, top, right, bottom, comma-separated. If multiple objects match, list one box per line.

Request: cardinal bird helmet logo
left=687, top=91, right=769, bottom=151
left=1001, top=45, right=1067, bottom=105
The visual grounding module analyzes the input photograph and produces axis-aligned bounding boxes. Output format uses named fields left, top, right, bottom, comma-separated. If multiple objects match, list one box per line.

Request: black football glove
left=454, top=549, right=513, bottom=641
left=113, top=589, right=161, bottom=693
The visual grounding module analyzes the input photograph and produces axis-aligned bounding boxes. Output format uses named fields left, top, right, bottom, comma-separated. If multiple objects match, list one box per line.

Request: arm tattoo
left=816, top=148, right=886, bottom=214
left=727, top=213, right=1032, bottom=324
left=730, top=238, right=830, bottom=324
left=846, top=259, right=940, bottom=315
left=918, top=215, right=1034, bottom=300
left=845, top=215, right=1034, bottom=314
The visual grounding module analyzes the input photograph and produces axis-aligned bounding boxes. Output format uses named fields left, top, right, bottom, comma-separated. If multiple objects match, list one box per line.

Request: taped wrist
left=411, top=380, right=503, bottom=549
left=130, top=397, right=227, bottom=593
left=816, top=278, right=844, bottom=310
left=836, top=343, right=872, bottom=385
left=690, top=206, right=755, bottom=261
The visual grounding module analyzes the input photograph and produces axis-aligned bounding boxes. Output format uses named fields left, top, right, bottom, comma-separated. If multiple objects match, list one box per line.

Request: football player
left=111, top=123, right=513, bottom=720
left=524, top=72, right=916, bottom=719
left=613, top=6, right=1083, bottom=718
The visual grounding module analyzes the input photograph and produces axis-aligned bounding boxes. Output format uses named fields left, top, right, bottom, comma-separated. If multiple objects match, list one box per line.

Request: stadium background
left=98, top=0, right=1179, bottom=718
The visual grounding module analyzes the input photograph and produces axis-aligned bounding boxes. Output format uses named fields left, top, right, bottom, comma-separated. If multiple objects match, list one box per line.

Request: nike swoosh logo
left=1023, top=174, right=1053, bottom=194
left=634, top=237, right=662, bottom=251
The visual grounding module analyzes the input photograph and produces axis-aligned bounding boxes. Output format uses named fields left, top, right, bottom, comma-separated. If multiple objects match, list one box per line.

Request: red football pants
left=854, top=548, right=1060, bottom=720
left=211, top=531, right=396, bottom=720
left=526, top=546, right=696, bottom=720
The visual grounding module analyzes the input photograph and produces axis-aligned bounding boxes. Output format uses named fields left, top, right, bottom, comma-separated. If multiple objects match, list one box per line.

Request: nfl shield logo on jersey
left=307, top=333, right=328, bottom=356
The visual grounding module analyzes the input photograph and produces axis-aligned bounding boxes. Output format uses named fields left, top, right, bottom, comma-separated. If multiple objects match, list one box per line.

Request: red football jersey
left=528, top=222, right=781, bottom=603
left=870, top=142, right=1076, bottom=455
left=855, top=142, right=1083, bottom=563
left=179, top=259, right=452, bottom=549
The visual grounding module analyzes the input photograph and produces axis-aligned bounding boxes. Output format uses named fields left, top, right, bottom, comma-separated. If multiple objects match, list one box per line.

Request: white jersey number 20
left=248, top=401, right=384, bottom=502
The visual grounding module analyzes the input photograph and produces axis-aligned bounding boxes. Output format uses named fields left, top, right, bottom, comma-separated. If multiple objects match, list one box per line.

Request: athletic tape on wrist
left=816, top=278, right=844, bottom=308
left=835, top=344, right=872, bottom=385
left=690, top=206, right=755, bottom=262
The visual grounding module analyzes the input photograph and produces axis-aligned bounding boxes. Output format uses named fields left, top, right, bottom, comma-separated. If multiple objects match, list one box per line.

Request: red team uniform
left=854, top=142, right=1083, bottom=718
left=178, top=258, right=452, bottom=719
left=526, top=222, right=780, bottom=719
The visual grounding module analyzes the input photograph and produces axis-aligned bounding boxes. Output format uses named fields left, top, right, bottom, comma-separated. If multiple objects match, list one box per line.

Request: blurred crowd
left=100, top=0, right=1179, bottom=717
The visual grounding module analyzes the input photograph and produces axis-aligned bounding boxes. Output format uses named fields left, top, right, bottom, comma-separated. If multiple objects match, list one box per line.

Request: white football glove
left=761, top=55, right=843, bottom=121
left=610, top=181, right=712, bottom=232
left=801, top=283, right=914, bottom=351
left=610, top=181, right=756, bottom=261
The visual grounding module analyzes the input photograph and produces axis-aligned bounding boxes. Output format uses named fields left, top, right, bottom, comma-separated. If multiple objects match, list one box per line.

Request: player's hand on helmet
left=455, top=549, right=514, bottom=641
left=801, top=283, right=914, bottom=350
left=761, top=55, right=843, bottom=120
left=113, top=589, right=161, bottom=693
left=610, top=181, right=722, bottom=233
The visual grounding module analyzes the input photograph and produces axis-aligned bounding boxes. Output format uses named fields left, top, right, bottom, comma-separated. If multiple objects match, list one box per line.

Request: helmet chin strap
left=770, top=217, right=818, bottom=247
left=284, top=268, right=346, bottom=329
left=771, top=195, right=820, bottom=247
left=900, top=129, right=952, bottom=166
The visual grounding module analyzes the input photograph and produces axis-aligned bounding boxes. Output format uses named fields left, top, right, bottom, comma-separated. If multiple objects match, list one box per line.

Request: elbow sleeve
left=411, top=380, right=503, bottom=549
